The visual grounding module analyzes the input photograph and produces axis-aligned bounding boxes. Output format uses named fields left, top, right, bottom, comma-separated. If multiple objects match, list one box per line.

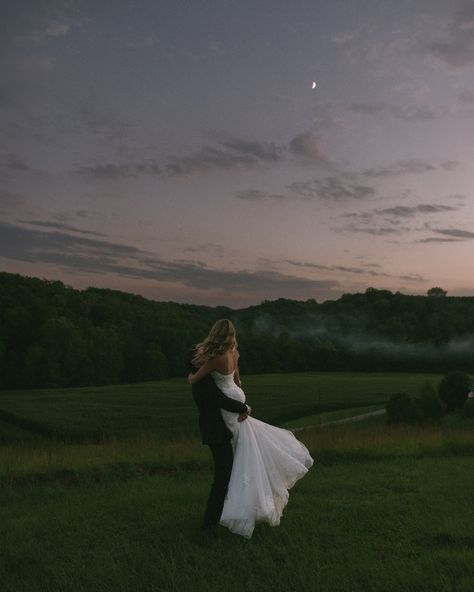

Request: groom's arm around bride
left=187, top=349, right=250, bottom=534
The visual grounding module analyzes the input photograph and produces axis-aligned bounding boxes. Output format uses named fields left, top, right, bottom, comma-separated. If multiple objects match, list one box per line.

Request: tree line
left=0, top=272, right=473, bottom=389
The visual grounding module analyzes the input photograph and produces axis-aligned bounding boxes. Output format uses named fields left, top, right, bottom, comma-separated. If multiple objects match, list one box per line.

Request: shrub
left=462, top=397, right=474, bottom=419
left=438, top=371, right=471, bottom=412
left=414, top=381, right=445, bottom=424
left=386, top=393, right=417, bottom=425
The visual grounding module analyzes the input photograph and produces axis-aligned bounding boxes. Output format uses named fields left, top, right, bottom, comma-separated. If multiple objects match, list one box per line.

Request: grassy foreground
left=1, top=372, right=473, bottom=591
left=1, top=424, right=473, bottom=592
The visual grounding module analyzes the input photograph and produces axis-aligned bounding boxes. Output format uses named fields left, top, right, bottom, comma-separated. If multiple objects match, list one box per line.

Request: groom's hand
left=237, top=413, right=248, bottom=422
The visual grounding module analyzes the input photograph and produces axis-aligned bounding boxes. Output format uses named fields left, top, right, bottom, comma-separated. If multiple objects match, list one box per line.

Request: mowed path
left=291, top=408, right=386, bottom=432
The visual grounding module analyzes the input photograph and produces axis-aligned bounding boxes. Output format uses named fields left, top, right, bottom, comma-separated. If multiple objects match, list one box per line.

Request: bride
left=188, top=319, right=314, bottom=539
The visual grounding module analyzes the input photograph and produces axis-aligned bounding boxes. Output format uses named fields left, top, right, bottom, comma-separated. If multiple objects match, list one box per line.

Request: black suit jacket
left=188, top=352, right=248, bottom=445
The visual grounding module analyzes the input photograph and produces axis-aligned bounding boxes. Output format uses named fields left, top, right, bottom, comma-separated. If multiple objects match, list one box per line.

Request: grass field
left=0, top=371, right=444, bottom=442
left=1, top=372, right=473, bottom=592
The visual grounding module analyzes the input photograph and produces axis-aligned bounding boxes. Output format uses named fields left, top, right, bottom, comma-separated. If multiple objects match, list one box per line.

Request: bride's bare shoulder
left=213, top=351, right=233, bottom=373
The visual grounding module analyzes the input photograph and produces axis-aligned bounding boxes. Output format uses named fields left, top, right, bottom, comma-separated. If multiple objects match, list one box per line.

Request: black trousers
left=201, top=440, right=234, bottom=529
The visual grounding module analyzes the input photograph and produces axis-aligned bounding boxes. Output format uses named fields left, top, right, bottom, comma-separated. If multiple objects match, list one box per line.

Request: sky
left=1, top=0, right=473, bottom=307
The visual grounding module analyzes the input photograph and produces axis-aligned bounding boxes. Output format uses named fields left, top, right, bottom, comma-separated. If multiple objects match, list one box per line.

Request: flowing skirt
left=219, top=415, right=314, bottom=538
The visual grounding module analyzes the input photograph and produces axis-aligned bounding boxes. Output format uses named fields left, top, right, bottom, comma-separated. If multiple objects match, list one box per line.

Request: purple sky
left=1, top=0, right=473, bottom=307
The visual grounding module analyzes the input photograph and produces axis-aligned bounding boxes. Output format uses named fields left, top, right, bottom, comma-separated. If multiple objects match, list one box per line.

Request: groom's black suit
left=189, top=356, right=248, bottom=531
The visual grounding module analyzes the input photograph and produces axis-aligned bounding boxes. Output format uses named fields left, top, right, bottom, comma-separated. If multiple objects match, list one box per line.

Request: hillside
left=1, top=271, right=473, bottom=388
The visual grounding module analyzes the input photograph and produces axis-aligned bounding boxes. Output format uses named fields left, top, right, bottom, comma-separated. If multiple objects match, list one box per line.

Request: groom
left=188, top=355, right=251, bottom=536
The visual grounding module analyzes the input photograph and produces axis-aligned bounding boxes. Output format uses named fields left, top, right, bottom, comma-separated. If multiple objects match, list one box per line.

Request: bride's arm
left=188, top=358, right=218, bottom=384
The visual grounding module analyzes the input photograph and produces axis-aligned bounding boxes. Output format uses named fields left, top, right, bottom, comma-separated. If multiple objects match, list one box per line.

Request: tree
left=414, top=381, right=445, bottom=424
left=386, top=393, right=417, bottom=424
left=438, top=371, right=471, bottom=412
left=427, top=287, right=447, bottom=297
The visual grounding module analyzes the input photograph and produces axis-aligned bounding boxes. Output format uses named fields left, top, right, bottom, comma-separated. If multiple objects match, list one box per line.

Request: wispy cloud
left=350, top=102, right=448, bottom=122
left=337, top=225, right=405, bottom=236
left=234, top=154, right=460, bottom=205
left=373, top=204, right=459, bottom=218
left=0, top=221, right=340, bottom=299
left=361, top=159, right=440, bottom=178
left=14, top=17, right=71, bottom=46
left=288, top=131, right=330, bottom=165
left=17, top=219, right=107, bottom=237
left=165, top=137, right=284, bottom=176
left=417, top=237, right=466, bottom=243
left=424, top=1, right=474, bottom=67
left=340, top=202, right=461, bottom=238
left=234, top=189, right=286, bottom=202
left=75, top=130, right=329, bottom=180
left=293, top=177, right=376, bottom=201
left=235, top=175, right=377, bottom=203
left=1, top=153, right=46, bottom=177
left=75, top=161, right=162, bottom=180
left=430, top=227, right=474, bottom=239
left=285, top=259, right=425, bottom=282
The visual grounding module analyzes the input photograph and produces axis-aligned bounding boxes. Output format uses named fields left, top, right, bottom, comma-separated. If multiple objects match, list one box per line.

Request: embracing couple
left=188, top=319, right=314, bottom=540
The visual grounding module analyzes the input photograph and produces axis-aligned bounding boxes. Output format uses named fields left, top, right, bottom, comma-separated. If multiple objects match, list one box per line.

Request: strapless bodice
left=211, top=370, right=245, bottom=403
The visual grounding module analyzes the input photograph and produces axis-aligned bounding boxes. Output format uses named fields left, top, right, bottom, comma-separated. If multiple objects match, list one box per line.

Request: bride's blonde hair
left=192, top=319, right=237, bottom=367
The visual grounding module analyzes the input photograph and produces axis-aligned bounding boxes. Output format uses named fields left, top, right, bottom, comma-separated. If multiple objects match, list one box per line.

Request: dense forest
left=0, top=271, right=473, bottom=389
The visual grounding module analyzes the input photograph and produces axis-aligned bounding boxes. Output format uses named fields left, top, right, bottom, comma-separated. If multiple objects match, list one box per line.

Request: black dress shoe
left=199, top=525, right=218, bottom=543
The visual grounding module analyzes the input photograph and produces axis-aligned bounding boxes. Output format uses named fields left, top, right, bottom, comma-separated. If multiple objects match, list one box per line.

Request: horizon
left=2, top=270, right=469, bottom=311
left=1, top=1, right=474, bottom=307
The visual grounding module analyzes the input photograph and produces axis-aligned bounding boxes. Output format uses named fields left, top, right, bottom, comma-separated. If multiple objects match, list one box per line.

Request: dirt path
left=291, top=408, right=386, bottom=432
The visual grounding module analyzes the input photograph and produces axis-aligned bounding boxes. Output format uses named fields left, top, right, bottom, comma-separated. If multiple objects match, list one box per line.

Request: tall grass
left=1, top=421, right=472, bottom=487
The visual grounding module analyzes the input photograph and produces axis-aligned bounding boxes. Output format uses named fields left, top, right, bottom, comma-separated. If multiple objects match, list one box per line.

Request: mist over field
left=248, top=310, right=474, bottom=362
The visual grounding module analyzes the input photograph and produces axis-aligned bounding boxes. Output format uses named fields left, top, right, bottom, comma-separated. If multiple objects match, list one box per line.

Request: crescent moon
left=312, top=81, right=317, bottom=90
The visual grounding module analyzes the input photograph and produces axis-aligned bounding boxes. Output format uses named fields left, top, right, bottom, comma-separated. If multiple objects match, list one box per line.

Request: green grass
left=0, top=372, right=442, bottom=443
left=1, top=434, right=473, bottom=592
left=281, top=404, right=385, bottom=429
left=0, top=372, right=473, bottom=591
left=0, top=418, right=42, bottom=443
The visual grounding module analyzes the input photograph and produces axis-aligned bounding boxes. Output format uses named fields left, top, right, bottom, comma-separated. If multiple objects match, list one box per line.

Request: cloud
left=4, top=154, right=32, bottom=172
left=351, top=102, right=448, bottom=122
left=14, top=18, right=71, bottom=46
left=218, top=138, right=284, bottom=162
left=17, top=219, right=107, bottom=237
left=75, top=135, right=287, bottom=179
left=236, top=174, right=377, bottom=203
left=291, top=177, right=376, bottom=201
left=459, top=89, right=474, bottom=103
left=234, top=189, right=286, bottom=201
left=361, top=159, right=437, bottom=178
left=0, top=221, right=340, bottom=299
left=288, top=131, right=329, bottom=164
left=340, top=202, right=461, bottom=238
left=76, top=161, right=162, bottom=180
left=165, top=138, right=284, bottom=176
left=417, top=237, right=465, bottom=243
left=373, top=204, right=459, bottom=218
left=285, top=259, right=425, bottom=283
left=1, top=153, right=46, bottom=177
left=338, top=225, right=405, bottom=236
left=430, top=227, right=474, bottom=239
left=75, top=130, right=330, bottom=180
left=233, top=153, right=462, bottom=206
left=424, top=2, right=474, bottom=67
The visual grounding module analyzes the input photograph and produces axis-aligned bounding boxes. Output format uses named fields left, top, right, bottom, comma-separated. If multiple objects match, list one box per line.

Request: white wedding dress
left=212, top=370, right=314, bottom=539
